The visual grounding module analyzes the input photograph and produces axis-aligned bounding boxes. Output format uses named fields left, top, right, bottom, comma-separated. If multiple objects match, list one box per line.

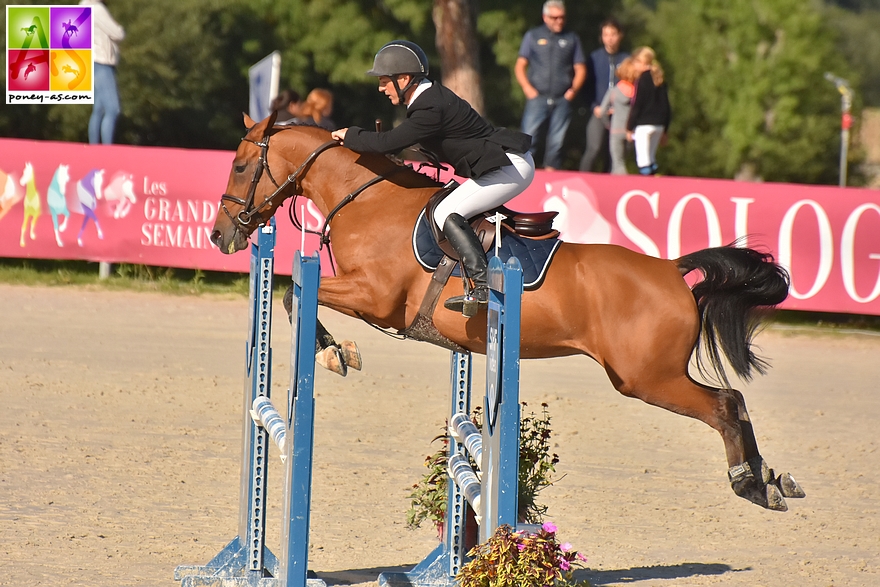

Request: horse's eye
left=234, top=164, right=247, bottom=174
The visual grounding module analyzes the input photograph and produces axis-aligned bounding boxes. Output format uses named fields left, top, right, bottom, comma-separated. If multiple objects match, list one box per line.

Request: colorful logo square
left=50, top=49, right=91, bottom=91
left=7, top=6, right=50, bottom=50
left=8, top=49, right=50, bottom=91
left=50, top=6, right=92, bottom=50
left=7, top=5, right=94, bottom=104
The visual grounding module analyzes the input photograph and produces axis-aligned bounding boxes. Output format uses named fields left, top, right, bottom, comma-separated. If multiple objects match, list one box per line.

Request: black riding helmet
left=367, top=40, right=429, bottom=105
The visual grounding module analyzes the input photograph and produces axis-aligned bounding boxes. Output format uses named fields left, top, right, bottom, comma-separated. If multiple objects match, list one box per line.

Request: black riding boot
left=442, top=213, right=489, bottom=317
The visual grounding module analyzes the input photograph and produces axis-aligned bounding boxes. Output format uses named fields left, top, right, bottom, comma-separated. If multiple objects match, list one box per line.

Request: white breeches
left=432, top=151, right=535, bottom=229
left=633, top=124, right=664, bottom=168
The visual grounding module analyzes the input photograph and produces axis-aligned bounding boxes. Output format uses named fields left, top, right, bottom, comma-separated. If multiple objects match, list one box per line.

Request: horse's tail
left=675, top=243, right=790, bottom=387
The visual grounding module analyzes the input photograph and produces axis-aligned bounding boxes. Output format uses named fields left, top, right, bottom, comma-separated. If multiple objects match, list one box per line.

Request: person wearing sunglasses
left=515, top=0, right=586, bottom=171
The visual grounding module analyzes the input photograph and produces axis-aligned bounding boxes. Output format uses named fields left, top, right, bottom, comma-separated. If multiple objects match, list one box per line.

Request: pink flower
left=559, top=558, right=571, bottom=571
left=517, top=543, right=526, bottom=551
left=560, top=542, right=572, bottom=552
left=542, top=521, right=557, bottom=534
left=576, top=553, right=588, bottom=562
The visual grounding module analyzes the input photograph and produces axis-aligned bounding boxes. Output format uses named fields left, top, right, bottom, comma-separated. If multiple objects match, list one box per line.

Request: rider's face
left=378, top=74, right=412, bottom=105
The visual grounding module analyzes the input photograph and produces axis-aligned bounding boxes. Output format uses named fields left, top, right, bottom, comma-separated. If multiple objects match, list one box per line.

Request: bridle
left=219, top=132, right=341, bottom=235
left=220, top=129, right=402, bottom=258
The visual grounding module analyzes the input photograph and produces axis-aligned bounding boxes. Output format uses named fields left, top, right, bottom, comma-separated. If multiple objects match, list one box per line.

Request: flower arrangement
left=406, top=403, right=560, bottom=533
left=457, top=522, right=590, bottom=587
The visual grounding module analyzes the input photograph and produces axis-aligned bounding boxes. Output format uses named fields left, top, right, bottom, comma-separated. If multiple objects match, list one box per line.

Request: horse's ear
left=243, top=112, right=256, bottom=130
left=265, top=109, right=279, bottom=133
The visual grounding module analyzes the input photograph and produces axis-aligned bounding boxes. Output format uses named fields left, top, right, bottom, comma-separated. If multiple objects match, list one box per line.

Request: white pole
left=300, top=204, right=306, bottom=253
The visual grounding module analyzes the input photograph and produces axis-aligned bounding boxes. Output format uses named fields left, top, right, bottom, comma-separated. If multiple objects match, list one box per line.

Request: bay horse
left=211, top=112, right=804, bottom=512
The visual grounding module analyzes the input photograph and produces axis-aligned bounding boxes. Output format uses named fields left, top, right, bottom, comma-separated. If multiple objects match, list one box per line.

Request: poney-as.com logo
left=6, top=5, right=94, bottom=105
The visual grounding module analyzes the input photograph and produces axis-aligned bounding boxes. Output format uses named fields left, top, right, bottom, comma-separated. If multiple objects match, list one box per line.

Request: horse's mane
left=271, top=124, right=442, bottom=191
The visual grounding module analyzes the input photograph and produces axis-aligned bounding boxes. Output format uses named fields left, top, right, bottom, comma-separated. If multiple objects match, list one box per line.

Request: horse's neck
left=26, top=178, right=37, bottom=197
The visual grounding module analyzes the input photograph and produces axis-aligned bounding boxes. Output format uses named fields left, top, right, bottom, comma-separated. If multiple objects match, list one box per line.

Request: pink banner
left=1, top=138, right=879, bottom=315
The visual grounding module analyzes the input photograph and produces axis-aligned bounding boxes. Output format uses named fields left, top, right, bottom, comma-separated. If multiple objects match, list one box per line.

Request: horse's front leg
left=282, top=284, right=362, bottom=377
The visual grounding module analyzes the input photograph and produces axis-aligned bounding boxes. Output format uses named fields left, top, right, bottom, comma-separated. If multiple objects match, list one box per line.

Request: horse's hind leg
left=613, top=372, right=801, bottom=510
left=720, top=387, right=805, bottom=504
left=282, top=284, right=361, bottom=376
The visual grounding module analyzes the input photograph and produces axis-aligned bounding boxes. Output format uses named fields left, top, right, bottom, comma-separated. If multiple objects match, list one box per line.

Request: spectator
left=579, top=18, right=628, bottom=172
left=626, top=46, right=671, bottom=175
left=296, top=88, right=336, bottom=131
left=515, top=0, right=586, bottom=171
left=594, top=57, right=636, bottom=174
left=271, top=88, right=302, bottom=123
left=81, top=0, right=124, bottom=144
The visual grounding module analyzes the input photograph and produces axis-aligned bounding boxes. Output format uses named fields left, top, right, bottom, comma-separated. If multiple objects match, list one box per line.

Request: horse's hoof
left=340, top=340, right=362, bottom=371
left=729, top=459, right=788, bottom=511
left=776, top=472, right=805, bottom=498
left=766, top=483, right=788, bottom=511
left=316, top=346, right=347, bottom=377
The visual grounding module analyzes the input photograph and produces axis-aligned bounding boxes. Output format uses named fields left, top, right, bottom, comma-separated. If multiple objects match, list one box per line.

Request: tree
left=637, top=0, right=856, bottom=183
left=434, top=0, right=483, bottom=113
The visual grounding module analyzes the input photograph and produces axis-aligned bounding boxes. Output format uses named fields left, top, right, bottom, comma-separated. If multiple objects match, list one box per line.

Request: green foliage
left=824, top=4, right=880, bottom=106
left=457, top=523, right=589, bottom=587
left=406, top=403, right=559, bottom=532
left=633, top=0, right=855, bottom=182
left=406, top=431, right=450, bottom=531
left=1, top=0, right=876, bottom=184
left=517, top=403, right=561, bottom=522
left=0, top=258, right=250, bottom=296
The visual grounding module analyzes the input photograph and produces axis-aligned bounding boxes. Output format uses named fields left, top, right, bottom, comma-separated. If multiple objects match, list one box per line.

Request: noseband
left=220, top=133, right=341, bottom=233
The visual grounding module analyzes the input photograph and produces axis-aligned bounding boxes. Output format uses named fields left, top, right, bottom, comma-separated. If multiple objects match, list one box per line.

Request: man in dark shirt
left=515, top=0, right=586, bottom=171
left=579, top=18, right=629, bottom=173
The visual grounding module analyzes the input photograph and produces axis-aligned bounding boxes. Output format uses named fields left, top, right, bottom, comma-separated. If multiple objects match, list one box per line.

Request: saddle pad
left=412, top=209, right=562, bottom=290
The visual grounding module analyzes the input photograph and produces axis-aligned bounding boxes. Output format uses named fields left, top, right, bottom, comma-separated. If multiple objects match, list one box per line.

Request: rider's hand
left=331, top=128, right=348, bottom=143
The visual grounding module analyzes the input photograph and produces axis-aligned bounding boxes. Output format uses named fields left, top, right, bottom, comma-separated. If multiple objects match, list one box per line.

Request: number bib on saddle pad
left=411, top=209, right=562, bottom=290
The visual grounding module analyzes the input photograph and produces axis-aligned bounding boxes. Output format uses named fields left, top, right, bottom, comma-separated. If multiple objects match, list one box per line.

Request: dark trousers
left=579, top=114, right=611, bottom=172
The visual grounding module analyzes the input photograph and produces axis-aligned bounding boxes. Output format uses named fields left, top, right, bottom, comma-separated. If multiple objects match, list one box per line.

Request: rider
left=331, top=40, right=535, bottom=317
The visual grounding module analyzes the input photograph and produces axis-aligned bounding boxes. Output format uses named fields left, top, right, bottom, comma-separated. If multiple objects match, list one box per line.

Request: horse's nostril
left=210, top=230, right=222, bottom=246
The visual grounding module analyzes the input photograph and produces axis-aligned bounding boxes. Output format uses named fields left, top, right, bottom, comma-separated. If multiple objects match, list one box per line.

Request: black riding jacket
left=344, top=81, right=531, bottom=179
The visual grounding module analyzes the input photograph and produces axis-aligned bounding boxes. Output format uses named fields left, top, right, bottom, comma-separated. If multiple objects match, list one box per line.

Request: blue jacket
left=586, top=48, right=630, bottom=108
left=518, top=25, right=585, bottom=99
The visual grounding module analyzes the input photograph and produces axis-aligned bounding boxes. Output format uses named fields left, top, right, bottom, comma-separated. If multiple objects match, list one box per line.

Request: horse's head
left=211, top=111, right=289, bottom=254
left=20, top=162, right=33, bottom=186
left=56, top=164, right=70, bottom=188
left=212, top=112, right=349, bottom=255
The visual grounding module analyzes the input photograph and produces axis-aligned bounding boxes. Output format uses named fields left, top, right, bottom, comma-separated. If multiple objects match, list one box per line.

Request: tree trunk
left=433, top=0, right=484, bottom=114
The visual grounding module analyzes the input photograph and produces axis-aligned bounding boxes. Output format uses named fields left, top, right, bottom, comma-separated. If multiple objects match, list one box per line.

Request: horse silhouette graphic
left=103, top=172, right=137, bottom=219
left=541, top=179, right=625, bottom=245
left=61, top=64, right=79, bottom=77
left=73, top=169, right=105, bottom=246
left=62, top=20, right=78, bottom=38
left=0, top=165, right=26, bottom=222
left=21, top=25, right=38, bottom=36
left=24, top=63, right=37, bottom=80
left=47, top=164, right=71, bottom=247
left=19, top=162, right=41, bottom=247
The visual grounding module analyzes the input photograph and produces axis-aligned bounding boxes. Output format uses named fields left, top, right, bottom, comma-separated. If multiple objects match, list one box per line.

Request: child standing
left=626, top=47, right=671, bottom=175
left=594, top=57, right=636, bottom=174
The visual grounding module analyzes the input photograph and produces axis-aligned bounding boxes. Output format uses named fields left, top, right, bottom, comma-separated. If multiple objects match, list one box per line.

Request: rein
left=223, top=128, right=406, bottom=278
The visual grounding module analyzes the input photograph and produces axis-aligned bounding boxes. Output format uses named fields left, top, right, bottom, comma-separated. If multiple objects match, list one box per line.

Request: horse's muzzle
left=211, top=226, right=247, bottom=255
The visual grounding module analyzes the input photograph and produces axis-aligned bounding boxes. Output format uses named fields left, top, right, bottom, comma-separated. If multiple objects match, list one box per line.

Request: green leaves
left=643, top=0, right=853, bottom=182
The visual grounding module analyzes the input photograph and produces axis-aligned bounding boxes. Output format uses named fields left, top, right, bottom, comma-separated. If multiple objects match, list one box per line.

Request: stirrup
left=444, top=287, right=488, bottom=318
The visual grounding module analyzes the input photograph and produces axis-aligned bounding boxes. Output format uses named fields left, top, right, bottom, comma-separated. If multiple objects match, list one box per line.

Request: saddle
left=425, top=180, right=559, bottom=259
left=399, top=182, right=560, bottom=352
